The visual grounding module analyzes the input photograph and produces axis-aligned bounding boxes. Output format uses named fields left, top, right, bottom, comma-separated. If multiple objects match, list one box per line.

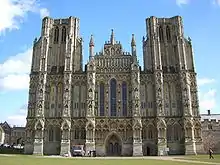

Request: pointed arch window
left=122, top=82, right=127, bottom=116
left=166, top=126, right=172, bottom=141
left=48, top=128, right=54, bottom=141
left=166, top=26, right=171, bottom=41
left=74, top=128, right=80, bottom=139
left=148, top=127, right=153, bottom=139
left=99, top=82, right=105, bottom=116
left=159, top=26, right=163, bottom=42
left=110, top=78, right=117, bottom=116
left=173, top=124, right=180, bottom=141
left=54, top=26, right=59, bottom=43
left=61, top=26, right=66, bottom=43
left=54, top=127, right=61, bottom=141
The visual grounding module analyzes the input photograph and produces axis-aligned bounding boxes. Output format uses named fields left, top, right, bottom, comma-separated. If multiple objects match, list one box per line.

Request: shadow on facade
left=43, top=126, right=61, bottom=155
left=143, top=143, right=157, bottom=156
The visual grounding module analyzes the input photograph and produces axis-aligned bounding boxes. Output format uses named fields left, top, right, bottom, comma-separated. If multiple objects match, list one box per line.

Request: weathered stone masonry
left=24, top=16, right=204, bottom=156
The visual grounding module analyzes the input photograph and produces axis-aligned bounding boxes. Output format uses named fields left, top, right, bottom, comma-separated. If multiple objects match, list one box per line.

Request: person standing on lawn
left=209, top=148, right=214, bottom=159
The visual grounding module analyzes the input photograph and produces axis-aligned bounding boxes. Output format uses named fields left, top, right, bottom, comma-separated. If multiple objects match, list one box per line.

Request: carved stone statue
left=134, top=90, right=139, bottom=99
left=35, top=129, right=42, bottom=139
left=62, top=130, right=69, bottom=140
left=88, top=90, right=93, bottom=99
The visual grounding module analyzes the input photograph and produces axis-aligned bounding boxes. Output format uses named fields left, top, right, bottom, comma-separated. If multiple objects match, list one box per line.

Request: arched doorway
left=147, top=147, right=150, bottom=156
left=105, top=133, right=122, bottom=156
left=143, top=144, right=154, bottom=156
left=16, top=138, right=22, bottom=145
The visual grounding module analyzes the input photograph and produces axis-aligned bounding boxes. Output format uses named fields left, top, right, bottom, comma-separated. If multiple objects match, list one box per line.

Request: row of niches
left=31, top=66, right=193, bottom=75
left=44, top=128, right=183, bottom=142
left=48, top=66, right=65, bottom=74
left=43, top=107, right=183, bottom=118
left=162, top=66, right=194, bottom=73
left=95, top=51, right=131, bottom=56
left=29, top=110, right=158, bottom=118
left=42, top=126, right=198, bottom=142
left=95, top=57, right=132, bottom=68
left=162, top=66, right=178, bottom=73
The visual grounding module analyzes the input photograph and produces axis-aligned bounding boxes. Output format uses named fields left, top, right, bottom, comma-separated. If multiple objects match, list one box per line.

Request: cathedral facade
left=24, top=16, right=204, bottom=156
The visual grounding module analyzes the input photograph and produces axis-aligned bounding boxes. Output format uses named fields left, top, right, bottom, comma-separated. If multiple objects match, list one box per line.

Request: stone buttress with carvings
left=24, top=16, right=204, bottom=156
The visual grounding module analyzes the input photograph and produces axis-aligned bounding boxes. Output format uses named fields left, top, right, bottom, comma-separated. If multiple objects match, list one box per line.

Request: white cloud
left=197, top=77, right=217, bottom=113
left=212, top=0, right=220, bottom=6
left=197, top=78, right=216, bottom=86
left=0, top=48, right=32, bottom=91
left=7, top=104, right=27, bottom=126
left=199, top=89, right=217, bottom=113
left=176, top=0, right=190, bottom=6
left=39, top=8, right=50, bottom=18
left=0, top=0, right=49, bottom=35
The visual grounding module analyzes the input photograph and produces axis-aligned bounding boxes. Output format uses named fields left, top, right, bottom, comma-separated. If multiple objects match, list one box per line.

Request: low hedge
left=0, top=147, right=24, bottom=154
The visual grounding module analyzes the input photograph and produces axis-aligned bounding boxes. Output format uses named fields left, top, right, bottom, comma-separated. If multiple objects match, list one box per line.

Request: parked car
left=71, top=145, right=85, bottom=156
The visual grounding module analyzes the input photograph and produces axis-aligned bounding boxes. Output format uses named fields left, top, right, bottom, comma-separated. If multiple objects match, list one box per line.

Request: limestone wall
left=201, top=118, right=220, bottom=154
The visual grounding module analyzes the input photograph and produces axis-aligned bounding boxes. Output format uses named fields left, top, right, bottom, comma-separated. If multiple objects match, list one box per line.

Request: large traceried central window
left=110, top=79, right=117, bottom=116
left=99, top=82, right=105, bottom=116
left=122, top=82, right=127, bottom=116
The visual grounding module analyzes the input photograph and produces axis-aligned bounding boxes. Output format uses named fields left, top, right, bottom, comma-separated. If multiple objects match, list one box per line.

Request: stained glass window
left=110, top=79, right=117, bottom=116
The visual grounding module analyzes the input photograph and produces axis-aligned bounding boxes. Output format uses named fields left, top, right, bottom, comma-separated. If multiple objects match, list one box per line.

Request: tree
left=202, top=131, right=217, bottom=152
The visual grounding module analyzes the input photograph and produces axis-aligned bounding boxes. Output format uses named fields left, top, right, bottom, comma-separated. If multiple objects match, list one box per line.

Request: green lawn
left=178, top=154, right=220, bottom=163
left=0, top=155, right=215, bottom=165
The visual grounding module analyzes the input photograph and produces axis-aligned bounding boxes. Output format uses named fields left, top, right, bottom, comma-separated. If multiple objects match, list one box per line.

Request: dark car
left=71, top=145, right=85, bottom=156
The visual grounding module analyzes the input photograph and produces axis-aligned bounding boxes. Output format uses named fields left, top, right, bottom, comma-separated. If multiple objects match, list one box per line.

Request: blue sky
left=0, top=0, right=219, bottom=126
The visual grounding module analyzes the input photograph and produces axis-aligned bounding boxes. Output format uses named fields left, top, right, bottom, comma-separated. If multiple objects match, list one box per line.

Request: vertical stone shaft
left=131, top=56, right=143, bottom=156
left=33, top=17, right=51, bottom=155
left=175, top=17, right=196, bottom=155
left=60, top=17, right=78, bottom=155
left=85, top=56, right=96, bottom=153
left=149, top=17, right=167, bottom=155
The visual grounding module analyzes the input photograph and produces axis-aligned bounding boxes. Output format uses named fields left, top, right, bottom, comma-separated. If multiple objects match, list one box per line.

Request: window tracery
left=122, top=81, right=127, bottom=116
left=99, top=82, right=105, bottom=116
left=54, top=26, right=59, bottom=43
left=61, top=26, right=66, bottom=43
left=166, top=26, right=171, bottom=41
left=110, top=79, right=117, bottom=116
left=159, top=26, right=163, bottom=42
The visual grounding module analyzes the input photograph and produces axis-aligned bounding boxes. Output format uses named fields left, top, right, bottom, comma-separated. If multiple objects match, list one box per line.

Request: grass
left=0, top=155, right=216, bottom=165
left=178, top=154, right=220, bottom=163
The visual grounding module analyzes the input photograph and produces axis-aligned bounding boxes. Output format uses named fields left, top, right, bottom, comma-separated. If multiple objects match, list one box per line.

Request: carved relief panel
left=87, top=71, right=96, bottom=117
left=63, top=73, right=72, bottom=117
left=154, top=71, right=164, bottom=115
left=180, top=71, right=192, bottom=116
left=131, top=70, right=141, bottom=117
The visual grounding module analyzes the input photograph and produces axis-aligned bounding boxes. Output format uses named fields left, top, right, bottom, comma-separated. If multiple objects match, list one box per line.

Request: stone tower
left=142, top=16, right=203, bottom=155
left=25, top=16, right=83, bottom=155
left=24, top=16, right=204, bottom=156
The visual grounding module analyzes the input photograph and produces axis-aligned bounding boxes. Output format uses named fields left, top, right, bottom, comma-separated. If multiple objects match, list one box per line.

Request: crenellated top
left=202, top=119, right=220, bottom=124
left=31, top=16, right=83, bottom=74
left=143, top=15, right=184, bottom=44
left=201, top=111, right=220, bottom=129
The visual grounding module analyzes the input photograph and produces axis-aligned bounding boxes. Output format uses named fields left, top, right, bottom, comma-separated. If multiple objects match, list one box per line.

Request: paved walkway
left=0, top=154, right=220, bottom=165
